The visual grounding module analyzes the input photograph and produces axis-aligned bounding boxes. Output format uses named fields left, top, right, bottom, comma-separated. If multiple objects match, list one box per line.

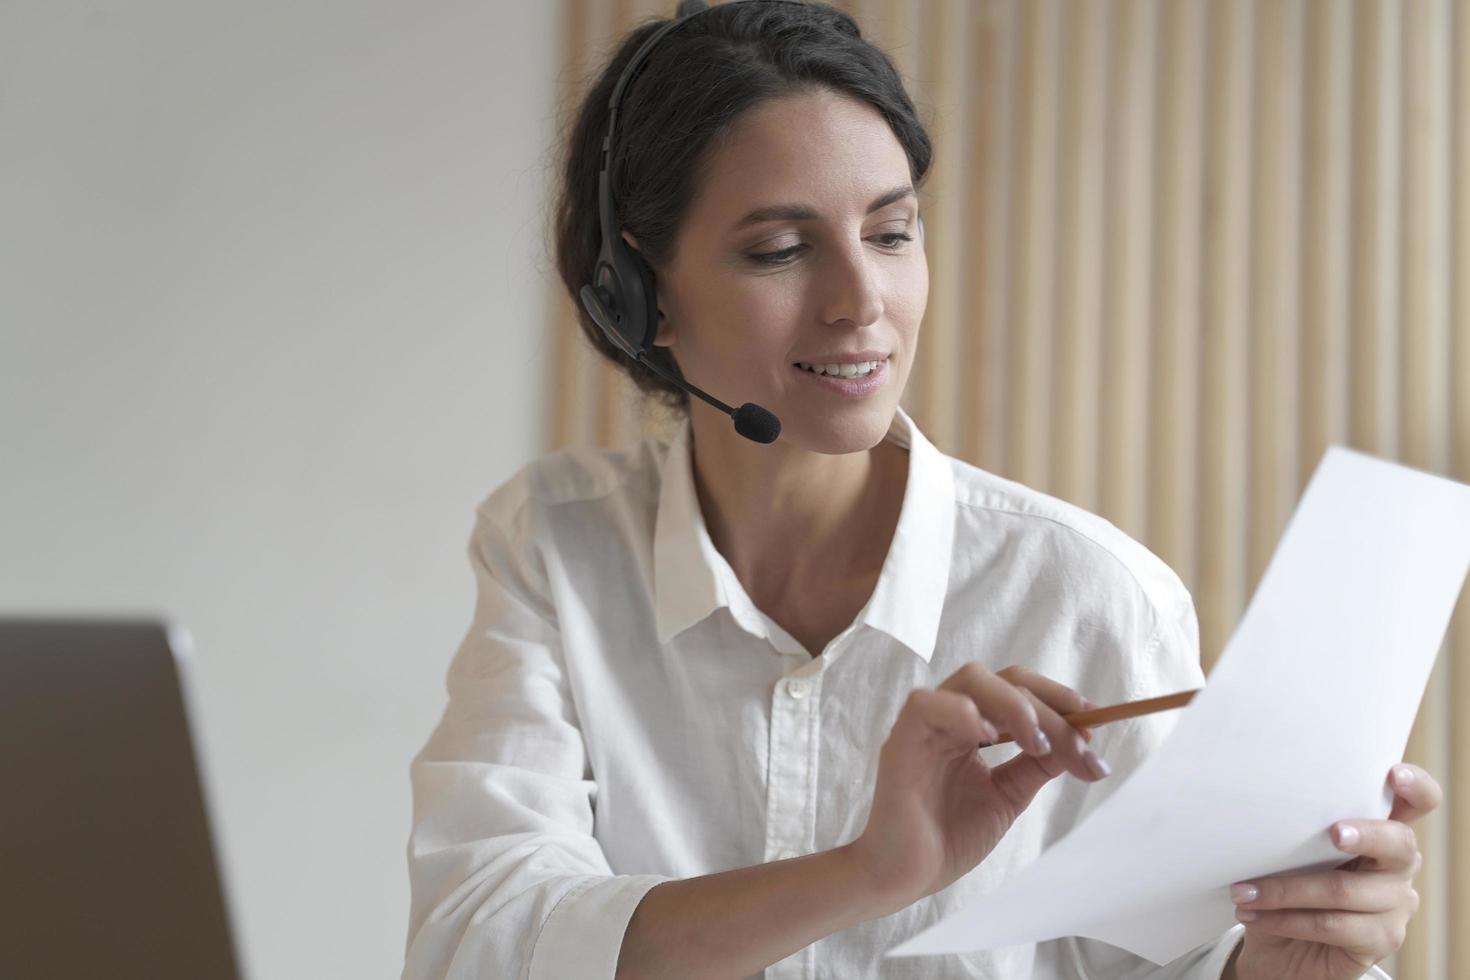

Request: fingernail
left=1394, top=766, right=1414, bottom=786
left=1236, top=908, right=1259, bottom=922
left=1334, top=823, right=1359, bottom=848
left=1083, top=749, right=1111, bottom=779
left=1032, top=727, right=1052, bottom=755
left=1230, top=883, right=1259, bottom=904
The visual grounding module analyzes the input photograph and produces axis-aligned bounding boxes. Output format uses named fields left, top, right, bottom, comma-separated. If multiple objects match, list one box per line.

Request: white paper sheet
left=886, top=446, right=1470, bottom=966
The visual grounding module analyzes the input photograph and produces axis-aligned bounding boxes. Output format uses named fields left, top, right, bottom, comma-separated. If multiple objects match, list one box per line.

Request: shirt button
left=785, top=678, right=810, bottom=699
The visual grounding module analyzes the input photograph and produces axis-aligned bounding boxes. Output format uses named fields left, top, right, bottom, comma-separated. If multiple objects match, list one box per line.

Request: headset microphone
left=578, top=281, right=783, bottom=443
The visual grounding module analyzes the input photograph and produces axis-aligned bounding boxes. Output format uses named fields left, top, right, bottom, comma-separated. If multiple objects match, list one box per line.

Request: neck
left=685, top=406, right=904, bottom=595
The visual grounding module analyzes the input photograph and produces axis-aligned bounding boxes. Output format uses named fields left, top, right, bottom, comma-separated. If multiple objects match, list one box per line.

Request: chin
left=794, top=406, right=894, bottom=455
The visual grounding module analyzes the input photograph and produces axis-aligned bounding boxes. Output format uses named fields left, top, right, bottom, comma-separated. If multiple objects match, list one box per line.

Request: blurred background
left=2, top=2, right=559, bottom=977
left=3, top=1, right=1466, bottom=978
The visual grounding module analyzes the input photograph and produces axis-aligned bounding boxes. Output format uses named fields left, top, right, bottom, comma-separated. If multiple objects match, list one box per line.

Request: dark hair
left=551, top=0, right=934, bottom=413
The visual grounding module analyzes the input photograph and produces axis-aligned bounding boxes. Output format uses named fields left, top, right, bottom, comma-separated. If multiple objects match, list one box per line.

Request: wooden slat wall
left=548, top=2, right=1470, bottom=976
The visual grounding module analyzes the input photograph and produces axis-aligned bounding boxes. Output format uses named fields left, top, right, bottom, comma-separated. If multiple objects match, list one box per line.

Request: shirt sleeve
left=1062, top=592, right=1394, bottom=980
left=401, top=491, right=676, bottom=980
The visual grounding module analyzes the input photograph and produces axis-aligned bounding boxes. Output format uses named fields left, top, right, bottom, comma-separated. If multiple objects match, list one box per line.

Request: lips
left=790, top=357, right=888, bottom=397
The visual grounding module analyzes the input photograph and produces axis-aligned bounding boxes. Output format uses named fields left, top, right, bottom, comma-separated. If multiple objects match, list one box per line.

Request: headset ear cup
left=594, top=240, right=641, bottom=359
left=618, top=241, right=660, bottom=355
left=581, top=259, right=632, bottom=357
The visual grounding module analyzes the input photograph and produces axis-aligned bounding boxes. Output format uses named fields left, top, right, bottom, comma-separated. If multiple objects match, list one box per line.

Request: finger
left=1017, top=686, right=1111, bottom=783
left=1026, top=678, right=1096, bottom=742
left=988, top=735, right=1069, bottom=805
left=1233, top=906, right=1399, bottom=960
left=893, top=688, right=990, bottom=760
left=998, top=665, right=1097, bottom=719
left=1387, top=763, right=1444, bottom=824
left=1331, top=818, right=1420, bottom=874
left=987, top=666, right=1097, bottom=742
left=1000, top=666, right=1108, bottom=781
left=976, top=723, right=1093, bottom=748
left=1230, top=866, right=1411, bottom=914
left=939, top=662, right=1053, bottom=758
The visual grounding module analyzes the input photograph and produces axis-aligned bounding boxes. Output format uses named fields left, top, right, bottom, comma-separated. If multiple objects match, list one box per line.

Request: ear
left=621, top=230, right=640, bottom=252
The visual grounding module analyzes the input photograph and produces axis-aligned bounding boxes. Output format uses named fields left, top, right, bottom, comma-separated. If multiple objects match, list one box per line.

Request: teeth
left=796, top=360, right=880, bottom=377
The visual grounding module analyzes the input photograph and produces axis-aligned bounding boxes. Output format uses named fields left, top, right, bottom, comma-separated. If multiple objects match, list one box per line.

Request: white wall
left=0, top=2, right=561, bottom=976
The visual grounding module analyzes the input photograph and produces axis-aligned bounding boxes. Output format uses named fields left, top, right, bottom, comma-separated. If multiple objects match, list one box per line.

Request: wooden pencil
left=977, top=689, right=1201, bottom=748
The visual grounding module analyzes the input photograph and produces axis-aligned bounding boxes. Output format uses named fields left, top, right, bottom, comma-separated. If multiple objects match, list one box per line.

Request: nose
left=818, top=239, right=884, bottom=329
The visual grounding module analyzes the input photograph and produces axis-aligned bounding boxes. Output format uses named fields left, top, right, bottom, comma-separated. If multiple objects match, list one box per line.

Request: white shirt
left=402, top=404, right=1393, bottom=980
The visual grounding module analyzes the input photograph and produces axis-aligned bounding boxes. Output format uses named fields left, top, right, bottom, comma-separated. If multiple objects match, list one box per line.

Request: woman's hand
left=846, top=663, right=1110, bottom=911
left=1226, top=762, right=1441, bottom=980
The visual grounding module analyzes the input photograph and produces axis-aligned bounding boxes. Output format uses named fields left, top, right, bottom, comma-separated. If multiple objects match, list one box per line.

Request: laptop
left=0, top=617, right=245, bottom=979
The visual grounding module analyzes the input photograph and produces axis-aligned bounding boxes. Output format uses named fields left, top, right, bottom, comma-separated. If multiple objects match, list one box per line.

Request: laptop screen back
left=0, top=617, right=244, bottom=979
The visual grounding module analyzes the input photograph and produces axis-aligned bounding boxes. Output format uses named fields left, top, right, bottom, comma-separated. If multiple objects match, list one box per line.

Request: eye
left=748, top=232, right=915, bottom=267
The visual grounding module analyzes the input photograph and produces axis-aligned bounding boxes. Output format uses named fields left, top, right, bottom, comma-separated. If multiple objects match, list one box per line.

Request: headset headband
left=598, top=0, right=807, bottom=228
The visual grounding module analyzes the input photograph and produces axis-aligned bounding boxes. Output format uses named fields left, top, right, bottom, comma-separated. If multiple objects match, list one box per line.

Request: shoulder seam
left=951, top=495, right=1184, bottom=626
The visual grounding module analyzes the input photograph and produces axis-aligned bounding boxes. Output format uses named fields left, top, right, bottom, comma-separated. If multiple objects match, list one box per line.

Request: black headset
left=577, top=0, right=921, bottom=445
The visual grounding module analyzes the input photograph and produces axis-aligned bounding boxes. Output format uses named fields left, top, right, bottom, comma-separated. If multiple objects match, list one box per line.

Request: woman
left=401, top=2, right=1433, bottom=978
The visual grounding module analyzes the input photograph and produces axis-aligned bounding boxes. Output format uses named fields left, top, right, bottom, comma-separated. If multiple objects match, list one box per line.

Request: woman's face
left=639, top=87, right=928, bottom=453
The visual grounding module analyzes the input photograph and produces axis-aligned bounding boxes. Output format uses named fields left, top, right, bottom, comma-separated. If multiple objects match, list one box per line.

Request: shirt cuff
left=527, top=873, right=675, bottom=980
left=1201, top=924, right=1394, bottom=980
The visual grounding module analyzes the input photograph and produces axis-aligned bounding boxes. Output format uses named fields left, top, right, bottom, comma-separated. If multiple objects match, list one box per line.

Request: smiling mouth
left=792, top=358, right=887, bottom=378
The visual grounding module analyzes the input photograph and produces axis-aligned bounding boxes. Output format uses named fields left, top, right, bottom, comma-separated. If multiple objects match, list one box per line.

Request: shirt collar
left=652, top=404, right=956, bottom=662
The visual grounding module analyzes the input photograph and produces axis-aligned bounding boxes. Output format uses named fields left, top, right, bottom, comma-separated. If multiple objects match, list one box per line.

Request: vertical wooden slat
left=560, top=0, right=614, bottom=451
left=549, top=298, right=581, bottom=452
left=914, top=0, right=964, bottom=458
left=1098, top=0, right=1156, bottom=543
left=1246, top=0, right=1303, bottom=593
left=963, top=0, right=1016, bottom=476
left=1049, top=0, right=1107, bottom=514
left=1197, top=0, right=1252, bottom=669
left=1451, top=0, right=1470, bottom=973
left=1299, top=0, right=1353, bottom=483
left=1146, top=0, right=1204, bottom=589
left=1004, top=0, right=1059, bottom=489
left=1399, top=0, right=1452, bottom=974
left=1349, top=0, right=1402, bottom=460
left=875, top=0, right=917, bottom=98
left=1399, top=0, right=1447, bottom=477
left=960, top=1, right=999, bottom=470
left=851, top=0, right=883, bottom=47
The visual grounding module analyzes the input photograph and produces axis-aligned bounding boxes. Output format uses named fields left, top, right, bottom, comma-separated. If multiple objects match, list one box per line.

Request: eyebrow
left=732, top=184, right=916, bottom=230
